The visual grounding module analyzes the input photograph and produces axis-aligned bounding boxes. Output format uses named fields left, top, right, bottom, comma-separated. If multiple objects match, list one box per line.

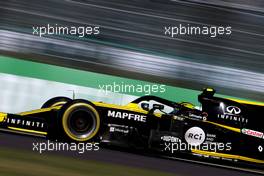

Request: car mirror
left=141, top=103, right=150, bottom=111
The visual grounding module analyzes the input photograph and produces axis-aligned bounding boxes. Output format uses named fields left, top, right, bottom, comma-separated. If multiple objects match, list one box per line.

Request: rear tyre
left=41, top=97, right=72, bottom=108
left=59, top=100, right=100, bottom=142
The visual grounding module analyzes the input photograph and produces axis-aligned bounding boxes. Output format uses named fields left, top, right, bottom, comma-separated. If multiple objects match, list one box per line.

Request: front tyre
left=60, top=100, right=100, bottom=142
left=41, top=96, right=72, bottom=108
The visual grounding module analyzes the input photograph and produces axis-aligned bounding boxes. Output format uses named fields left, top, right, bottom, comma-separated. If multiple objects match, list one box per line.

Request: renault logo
left=226, top=106, right=241, bottom=115
left=258, top=145, right=263, bottom=152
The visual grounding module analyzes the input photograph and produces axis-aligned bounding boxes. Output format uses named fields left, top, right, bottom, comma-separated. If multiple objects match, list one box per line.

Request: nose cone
left=0, top=113, right=7, bottom=122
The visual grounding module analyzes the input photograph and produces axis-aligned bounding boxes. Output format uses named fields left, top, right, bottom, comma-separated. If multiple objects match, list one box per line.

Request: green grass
left=0, top=147, right=176, bottom=176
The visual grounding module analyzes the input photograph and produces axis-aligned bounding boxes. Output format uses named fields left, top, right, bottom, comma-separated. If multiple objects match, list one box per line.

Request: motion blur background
left=0, top=0, right=263, bottom=176
left=1, top=0, right=264, bottom=101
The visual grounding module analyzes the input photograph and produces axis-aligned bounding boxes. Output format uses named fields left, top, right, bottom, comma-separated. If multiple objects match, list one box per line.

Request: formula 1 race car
left=0, top=88, right=263, bottom=170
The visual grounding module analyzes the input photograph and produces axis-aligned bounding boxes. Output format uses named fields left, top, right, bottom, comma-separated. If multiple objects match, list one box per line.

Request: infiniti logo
left=226, top=106, right=241, bottom=115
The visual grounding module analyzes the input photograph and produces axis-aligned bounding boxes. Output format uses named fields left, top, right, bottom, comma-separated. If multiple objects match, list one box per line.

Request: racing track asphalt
left=0, top=134, right=261, bottom=176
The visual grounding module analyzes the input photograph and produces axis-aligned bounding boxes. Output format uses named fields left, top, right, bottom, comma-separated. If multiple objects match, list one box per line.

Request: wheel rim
left=67, top=108, right=97, bottom=139
left=62, top=103, right=100, bottom=141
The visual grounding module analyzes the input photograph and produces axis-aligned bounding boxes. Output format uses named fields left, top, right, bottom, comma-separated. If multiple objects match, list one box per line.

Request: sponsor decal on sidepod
left=184, top=127, right=206, bottom=146
left=107, top=110, right=147, bottom=122
left=242, top=128, right=264, bottom=139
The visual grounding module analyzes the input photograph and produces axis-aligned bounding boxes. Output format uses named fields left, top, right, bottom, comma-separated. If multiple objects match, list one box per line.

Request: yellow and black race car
left=0, top=88, right=263, bottom=170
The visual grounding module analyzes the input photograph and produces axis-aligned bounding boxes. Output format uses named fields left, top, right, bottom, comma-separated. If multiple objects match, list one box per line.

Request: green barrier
left=0, top=55, right=261, bottom=106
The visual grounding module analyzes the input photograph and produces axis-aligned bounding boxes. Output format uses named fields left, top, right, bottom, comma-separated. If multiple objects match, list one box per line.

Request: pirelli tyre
left=41, top=97, right=72, bottom=108
left=59, top=100, right=100, bottom=142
